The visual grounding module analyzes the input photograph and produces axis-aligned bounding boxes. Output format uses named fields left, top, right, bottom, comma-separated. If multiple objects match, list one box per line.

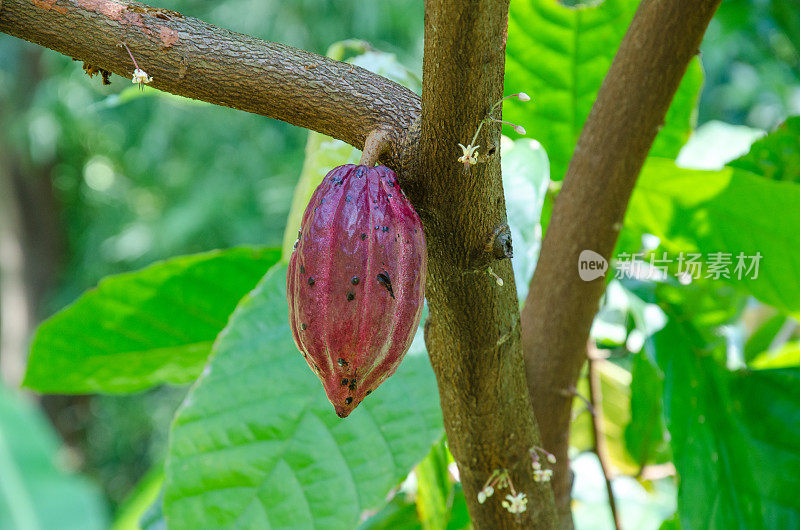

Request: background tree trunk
left=520, top=0, right=723, bottom=526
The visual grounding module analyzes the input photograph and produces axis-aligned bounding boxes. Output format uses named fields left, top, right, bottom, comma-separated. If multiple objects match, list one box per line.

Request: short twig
left=360, top=129, right=391, bottom=167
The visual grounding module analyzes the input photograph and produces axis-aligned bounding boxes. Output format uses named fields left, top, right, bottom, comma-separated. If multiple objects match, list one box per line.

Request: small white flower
left=533, top=468, right=553, bottom=483
left=514, top=125, right=527, bottom=135
left=131, top=68, right=153, bottom=87
left=501, top=493, right=528, bottom=514
left=547, top=453, right=557, bottom=464
left=532, top=460, right=541, bottom=470
left=458, top=143, right=479, bottom=165
left=517, top=92, right=531, bottom=102
left=477, top=485, right=494, bottom=504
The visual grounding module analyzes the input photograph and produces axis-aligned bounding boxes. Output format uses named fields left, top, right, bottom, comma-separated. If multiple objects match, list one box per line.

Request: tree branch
left=0, top=0, right=421, bottom=170
left=411, top=1, right=557, bottom=528
left=520, top=0, right=722, bottom=526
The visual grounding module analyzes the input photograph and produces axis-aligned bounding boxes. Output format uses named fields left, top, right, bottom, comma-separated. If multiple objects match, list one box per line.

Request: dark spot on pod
left=314, top=207, right=318, bottom=212
left=308, top=277, right=316, bottom=286
left=346, top=291, right=355, bottom=301
left=351, top=276, right=360, bottom=285
left=377, top=271, right=395, bottom=299
left=361, top=233, right=367, bottom=240
left=341, top=378, right=349, bottom=386
left=337, top=358, right=348, bottom=367
left=375, top=225, right=380, bottom=230
left=414, top=229, right=418, bottom=233
left=320, top=198, right=325, bottom=204
left=345, top=397, right=353, bottom=404
left=300, top=323, right=307, bottom=330
left=373, top=199, right=377, bottom=204
left=355, top=166, right=366, bottom=178
left=348, top=382, right=356, bottom=391
left=388, top=193, right=393, bottom=198
left=300, top=264, right=305, bottom=274
left=382, top=226, right=389, bottom=232
left=366, top=390, right=372, bottom=396
left=346, top=195, right=352, bottom=202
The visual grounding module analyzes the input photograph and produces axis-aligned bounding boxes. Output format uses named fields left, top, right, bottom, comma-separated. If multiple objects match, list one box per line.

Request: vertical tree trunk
left=520, top=0, right=723, bottom=525
left=409, top=1, right=558, bottom=527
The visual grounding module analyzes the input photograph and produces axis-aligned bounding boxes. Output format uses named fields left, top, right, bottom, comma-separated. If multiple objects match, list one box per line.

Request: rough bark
left=0, top=0, right=420, bottom=170
left=520, top=0, right=722, bottom=525
left=409, top=1, right=557, bottom=528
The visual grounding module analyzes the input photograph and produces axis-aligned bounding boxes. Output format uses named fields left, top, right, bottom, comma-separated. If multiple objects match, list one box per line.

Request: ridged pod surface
left=287, top=164, right=427, bottom=417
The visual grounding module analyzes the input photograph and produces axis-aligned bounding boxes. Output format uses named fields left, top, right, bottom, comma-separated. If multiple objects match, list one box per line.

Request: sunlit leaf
left=626, top=159, right=800, bottom=316
left=24, top=247, right=279, bottom=394
left=505, top=0, right=701, bottom=181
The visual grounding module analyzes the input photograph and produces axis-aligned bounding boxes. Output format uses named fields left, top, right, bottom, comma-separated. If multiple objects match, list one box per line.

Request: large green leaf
left=0, top=384, right=107, bottom=530
left=651, top=314, right=800, bottom=529
left=625, top=158, right=800, bottom=316
left=504, top=0, right=701, bottom=181
left=24, top=247, right=279, bottom=394
left=164, top=264, right=443, bottom=529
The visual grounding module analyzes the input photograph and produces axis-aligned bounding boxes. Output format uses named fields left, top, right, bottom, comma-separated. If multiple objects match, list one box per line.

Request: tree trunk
left=408, top=1, right=558, bottom=527
left=520, top=0, right=723, bottom=525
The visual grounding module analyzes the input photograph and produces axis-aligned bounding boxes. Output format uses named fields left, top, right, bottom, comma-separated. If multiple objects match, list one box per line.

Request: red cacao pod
left=287, top=164, right=427, bottom=417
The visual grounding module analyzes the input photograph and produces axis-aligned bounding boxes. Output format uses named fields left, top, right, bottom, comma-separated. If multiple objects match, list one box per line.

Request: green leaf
left=570, top=359, right=639, bottom=475
left=626, top=158, right=800, bottom=316
left=676, top=120, right=765, bottom=170
left=625, top=349, right=671, bottom=468
left=651, top=315, right=800, bottom=529
left=282, top=44, right=421, bottom=260
left=750, top=341, right=800, bottom=369
left=414, top=438, right=451, bottom=530
left=358, top=495, right=421, bottom=530
left=24, top=247, right=280, bottom=394
left=729, top=117, right=800, bottom=183
left=0, top=384, right=108, bottom=530
left=501, top=137, right=551, bottom=300
left=743, top=312, right=788, bottom=364
left=110, top=468, right=164, bottom=530
left=504, top=0, right=701, bottom=180
left=164, top=264, right=443, bottom=529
